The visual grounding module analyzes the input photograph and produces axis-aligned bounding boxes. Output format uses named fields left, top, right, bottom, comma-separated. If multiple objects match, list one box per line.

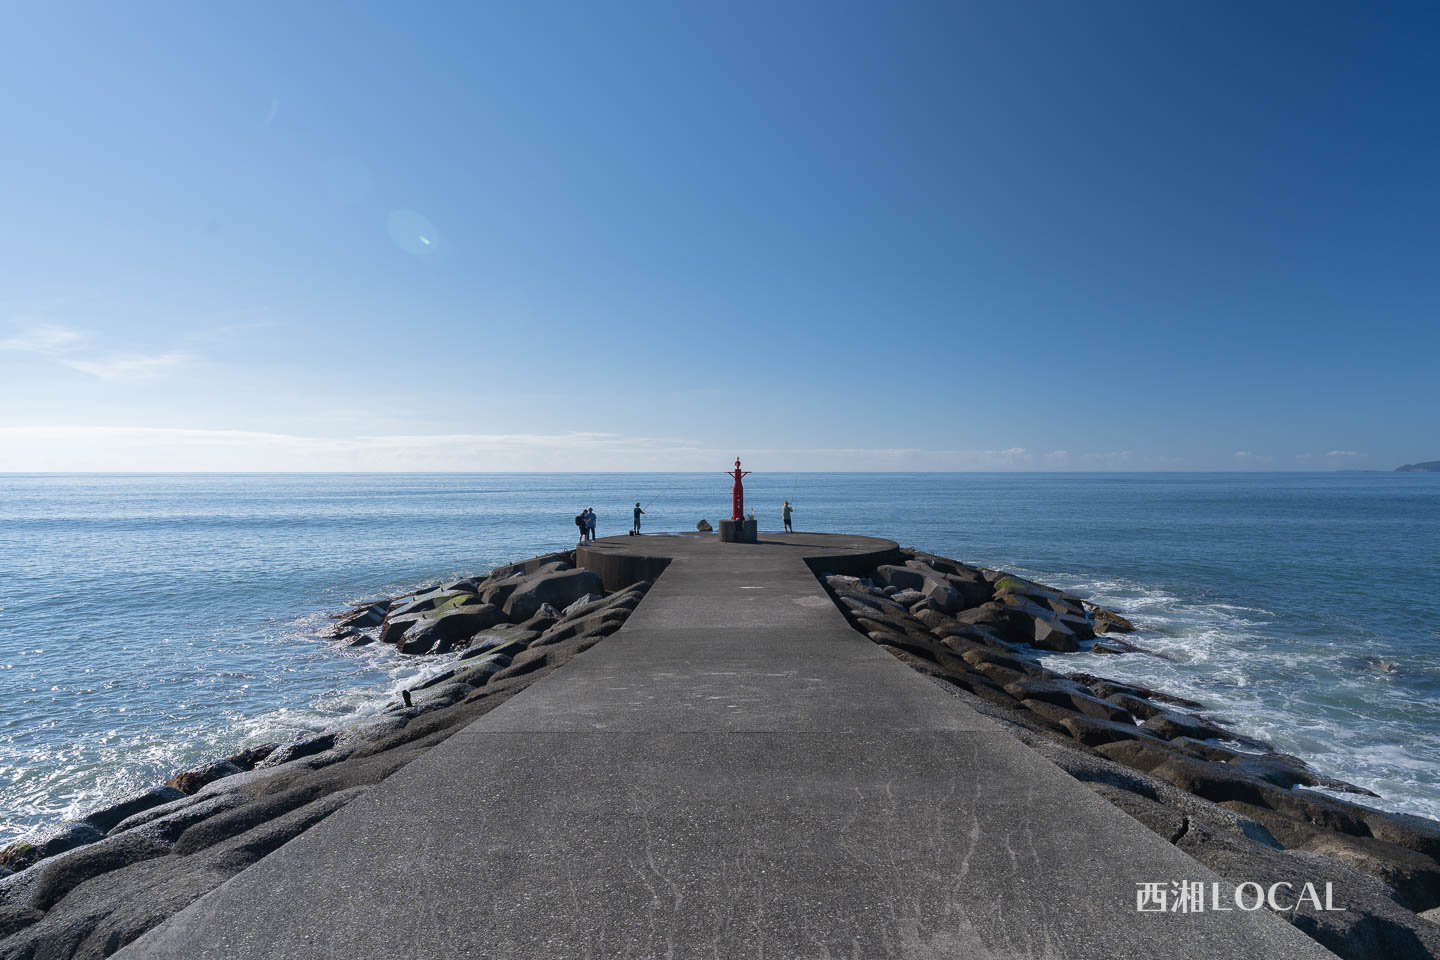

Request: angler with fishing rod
left=628, top=491, right=663, bottom=535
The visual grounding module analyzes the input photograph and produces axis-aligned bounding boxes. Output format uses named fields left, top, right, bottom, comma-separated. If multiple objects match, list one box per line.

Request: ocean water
left=0, top=472, right=1436, bottom=844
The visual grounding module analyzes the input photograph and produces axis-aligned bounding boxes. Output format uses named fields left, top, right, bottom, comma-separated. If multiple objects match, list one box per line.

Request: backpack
left=575, top=514, right=585, bottom=528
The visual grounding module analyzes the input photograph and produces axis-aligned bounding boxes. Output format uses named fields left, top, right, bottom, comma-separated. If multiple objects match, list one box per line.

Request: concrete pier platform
left=120, top=532, right=1333, bottom=959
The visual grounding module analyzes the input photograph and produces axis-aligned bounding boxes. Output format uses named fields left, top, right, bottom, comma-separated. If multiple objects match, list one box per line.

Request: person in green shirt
left=782, top=501, right=793, bottom=533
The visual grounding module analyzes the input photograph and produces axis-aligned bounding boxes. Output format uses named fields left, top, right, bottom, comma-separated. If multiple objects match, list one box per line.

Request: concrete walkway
left=122, top=533, right=1332, bottom=959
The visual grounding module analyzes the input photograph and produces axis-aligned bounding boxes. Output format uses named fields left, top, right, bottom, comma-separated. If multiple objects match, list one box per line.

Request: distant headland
left=1396, top=460, right=1440, bottom=472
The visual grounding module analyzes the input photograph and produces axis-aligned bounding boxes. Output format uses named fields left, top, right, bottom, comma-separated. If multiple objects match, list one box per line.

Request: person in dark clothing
left=575, top=511, right=587, bottom=543
left=632, top=502, right=645, bottom=535
left=782, top=500, right=793, bottom=533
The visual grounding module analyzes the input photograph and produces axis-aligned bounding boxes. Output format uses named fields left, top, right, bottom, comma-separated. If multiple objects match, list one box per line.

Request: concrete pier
left=120, top=532, right=1332, bottom=959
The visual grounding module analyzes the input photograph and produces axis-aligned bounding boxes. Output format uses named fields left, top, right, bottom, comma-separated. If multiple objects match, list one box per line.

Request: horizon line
left=0, top=469, right=1413, bottom=477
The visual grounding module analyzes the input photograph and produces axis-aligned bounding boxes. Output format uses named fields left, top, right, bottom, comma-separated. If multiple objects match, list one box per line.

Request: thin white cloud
left=61, top=352, right=189, bottom=381
left=0, top=427, right=1176, bottom=473
left=0, top=321, right=188, bottom=381
left=0, top=427, right=702, bottom=472
left=0, top=323, right=84, bottom=354
left=1233, top=450, right=1278, bottom=469
left=1298, top=450, right=1364, bottom=465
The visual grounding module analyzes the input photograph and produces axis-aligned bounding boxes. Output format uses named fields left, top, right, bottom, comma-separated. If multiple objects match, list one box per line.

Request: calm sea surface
left=0, top=472, right=1436, bottom=843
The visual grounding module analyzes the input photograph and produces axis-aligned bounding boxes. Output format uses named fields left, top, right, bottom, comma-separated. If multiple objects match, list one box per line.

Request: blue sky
left=1, top=1, right=1435, bottom=471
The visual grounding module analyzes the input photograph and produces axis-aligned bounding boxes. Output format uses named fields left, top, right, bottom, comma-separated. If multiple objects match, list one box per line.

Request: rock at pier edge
left=0, top=532, right=1436, bottom=960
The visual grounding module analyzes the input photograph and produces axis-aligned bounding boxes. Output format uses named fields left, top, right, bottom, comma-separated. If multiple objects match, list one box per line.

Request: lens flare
left=386, top=209, right=439, bottom=256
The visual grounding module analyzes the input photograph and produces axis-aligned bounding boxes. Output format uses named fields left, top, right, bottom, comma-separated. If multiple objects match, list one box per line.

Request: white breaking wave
left=1011, top=564, right=1440, bottom=822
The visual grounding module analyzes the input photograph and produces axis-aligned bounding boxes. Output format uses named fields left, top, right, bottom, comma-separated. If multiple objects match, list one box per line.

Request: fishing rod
left=785, top=471, right=806, bottom=532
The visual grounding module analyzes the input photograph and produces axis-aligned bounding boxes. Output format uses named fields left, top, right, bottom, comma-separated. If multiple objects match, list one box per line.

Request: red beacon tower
left=726, top=457, right=751, bottom=521
left=717, top=458, right=757, bottom=543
